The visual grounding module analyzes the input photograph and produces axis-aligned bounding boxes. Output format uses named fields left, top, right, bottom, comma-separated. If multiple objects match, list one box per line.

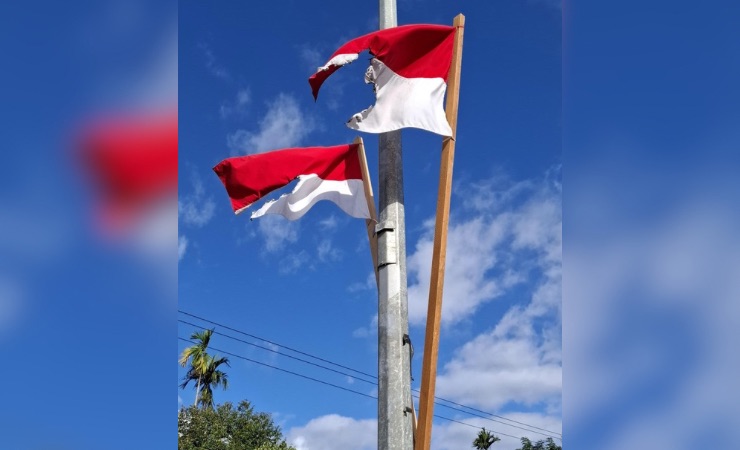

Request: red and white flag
left=78, top=112, right=178, bottom=233
left=309, top=24, right=455, bottom=137
left=213, top=144, right=370, bottom=221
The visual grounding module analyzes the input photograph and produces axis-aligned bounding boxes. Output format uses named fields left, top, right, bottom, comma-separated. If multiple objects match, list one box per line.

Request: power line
left=179, top=310, right=376, bottom=380
left=430, top=396, right=562, bottom=438
left=178, top=310, right=561, bottom=439
left=429, top=399, right=561, bottom=440
left=178, top=310, right=562, bottom=439
left=177, top=337, right=376, bottom=400
left=178, top=336, right=524, bottom=442
left=179, top=318, right=378, bottom=386
left=431, top=414, right=522, bottom=440
left=180, top=319, right=560, bottom=439
left=421, top=394, right=560, bottom=440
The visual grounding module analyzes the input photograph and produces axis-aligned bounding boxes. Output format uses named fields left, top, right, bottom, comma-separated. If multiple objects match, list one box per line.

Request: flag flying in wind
left=309, top=24, right=455, bottom=137
left=78, top=113, right=178, bottom=232
left=213, top=144, right=370, bottom=221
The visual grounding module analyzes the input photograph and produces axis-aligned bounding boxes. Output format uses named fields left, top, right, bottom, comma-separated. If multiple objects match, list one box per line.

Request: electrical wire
left=178, top=310, right=562, bottom=440
left=179, top=336, right=525, bottom=442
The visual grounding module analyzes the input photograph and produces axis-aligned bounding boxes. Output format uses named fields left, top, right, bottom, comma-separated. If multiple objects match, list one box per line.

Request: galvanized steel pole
left=377, top=1, right=414, bottom=450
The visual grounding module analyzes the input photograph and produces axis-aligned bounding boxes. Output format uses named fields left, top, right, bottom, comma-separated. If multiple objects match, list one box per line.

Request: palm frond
left=179, top=328, right=228, bottom=409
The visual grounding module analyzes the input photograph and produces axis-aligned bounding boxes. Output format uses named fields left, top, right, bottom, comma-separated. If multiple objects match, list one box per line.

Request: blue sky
left=179, top=1, right=561, bottom=449
left=0, top=1, right=177, bottom=449
left=564, top=2, right=740, bottom=449
left=3, top=1, right=738, bottom=449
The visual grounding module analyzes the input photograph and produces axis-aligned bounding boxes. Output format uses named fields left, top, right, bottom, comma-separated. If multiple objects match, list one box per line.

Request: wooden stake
left=354, top=137, right=379, bottom=286
left=414, top=14, right=465, bottom=450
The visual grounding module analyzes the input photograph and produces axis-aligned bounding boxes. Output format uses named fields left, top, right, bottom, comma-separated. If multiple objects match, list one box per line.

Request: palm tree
left=189, top=353, right=230, bottom=409
left=179, top=329, right=213, bottom=406
left=515, top=437, right=561, bottom=450
left=179, top=329, right=229, bottom=408
left=473, top=427, right=500, bottom=450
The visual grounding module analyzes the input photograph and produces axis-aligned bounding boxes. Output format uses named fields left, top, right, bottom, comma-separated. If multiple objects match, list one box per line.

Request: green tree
left=179, top=329, right=230, bottom=408
left=179, top=329, right=213, bottom=406
left=178, top=400, right=296, bottom=450
left=516, top=437, right=562, bottom=450
left=472, top=427, right=500, bottom=449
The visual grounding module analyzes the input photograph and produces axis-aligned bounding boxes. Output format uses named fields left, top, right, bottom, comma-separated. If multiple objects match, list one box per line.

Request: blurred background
left=564, top=1, right=740, bottom=449
left=0, top=1, right=176, bottom=448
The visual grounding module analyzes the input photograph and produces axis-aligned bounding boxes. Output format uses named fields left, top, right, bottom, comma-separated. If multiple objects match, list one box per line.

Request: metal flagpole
left=377, top=0, right=414, bottom=449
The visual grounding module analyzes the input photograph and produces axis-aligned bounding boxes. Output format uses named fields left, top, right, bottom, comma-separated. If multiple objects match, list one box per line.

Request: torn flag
left=213, top=144, right=370, bottom=221
left=309, top=24, right=456, bottom=137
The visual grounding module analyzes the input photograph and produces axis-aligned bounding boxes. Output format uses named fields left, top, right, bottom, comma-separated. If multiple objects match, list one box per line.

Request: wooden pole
left=414, top=14, right=465, bottom=450
left=354, top=137, right=379, bottom=286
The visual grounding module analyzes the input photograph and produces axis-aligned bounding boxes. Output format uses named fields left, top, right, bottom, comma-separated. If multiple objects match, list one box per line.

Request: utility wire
left=428, top=396, right=562, bottom=438
left=178, top=337, right=376, bottom=400
left=178, top=310, right=562, bottom=439
left=179, top=318, right=378, bottom=386
left=178, top=319, right=560, bottom=439
left=427, top=399, right=561, bottom=440
left=432, top=414, right=522, bottom=440
left=178, top=336, right=524, bottom=442
left=178, top=311, right=562, bottom=439
left=180, top=318, right=560, bottom=441
left=415, top=394, right=560, bottom=440
left=179, top=310, right=375, bottom=379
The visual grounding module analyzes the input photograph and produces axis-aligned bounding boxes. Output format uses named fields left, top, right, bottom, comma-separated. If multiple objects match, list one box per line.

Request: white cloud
left=179, top=173, right=216, bottom=227
left=287, top=415, right=376, bottom=450
left=317, top=239, right=342, bottom=263
left=352, top=314, right=378, bottom=338
left=430, top=414, right=562, bottom=450
left=287, top=412, right=561, bottom=450
left=436, top=303, right=561, bottom=410
left=299, top=46, right=324, bottom=74
left=258, top=215, right=300, bottom=253
left=258, top=342, right=280, bottom=365
left=227, top=93, right=316, bottom=155
left=317, top=214, right=339, bottom=231
left=565, top=199, right=740, bottom=448
left=279, top=250, right=310, bottom=275
left=178, top=235, right=188, bottom=261
left=198, top=42, right=230, bottom=80
left=407, top=215, right=509, bottom=326
left=220, top=88, right=251, bottom=118
left=401, top=169, right=562, bottom=422
left=406, top=172, right=561, bottom=327
left=459, top=173, right=536, bottom=214
left=348, top=272, right=376, bottom=293
left=271, top=411, right=296, bottom=430
left=236, top=89, right=250, bottom=105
